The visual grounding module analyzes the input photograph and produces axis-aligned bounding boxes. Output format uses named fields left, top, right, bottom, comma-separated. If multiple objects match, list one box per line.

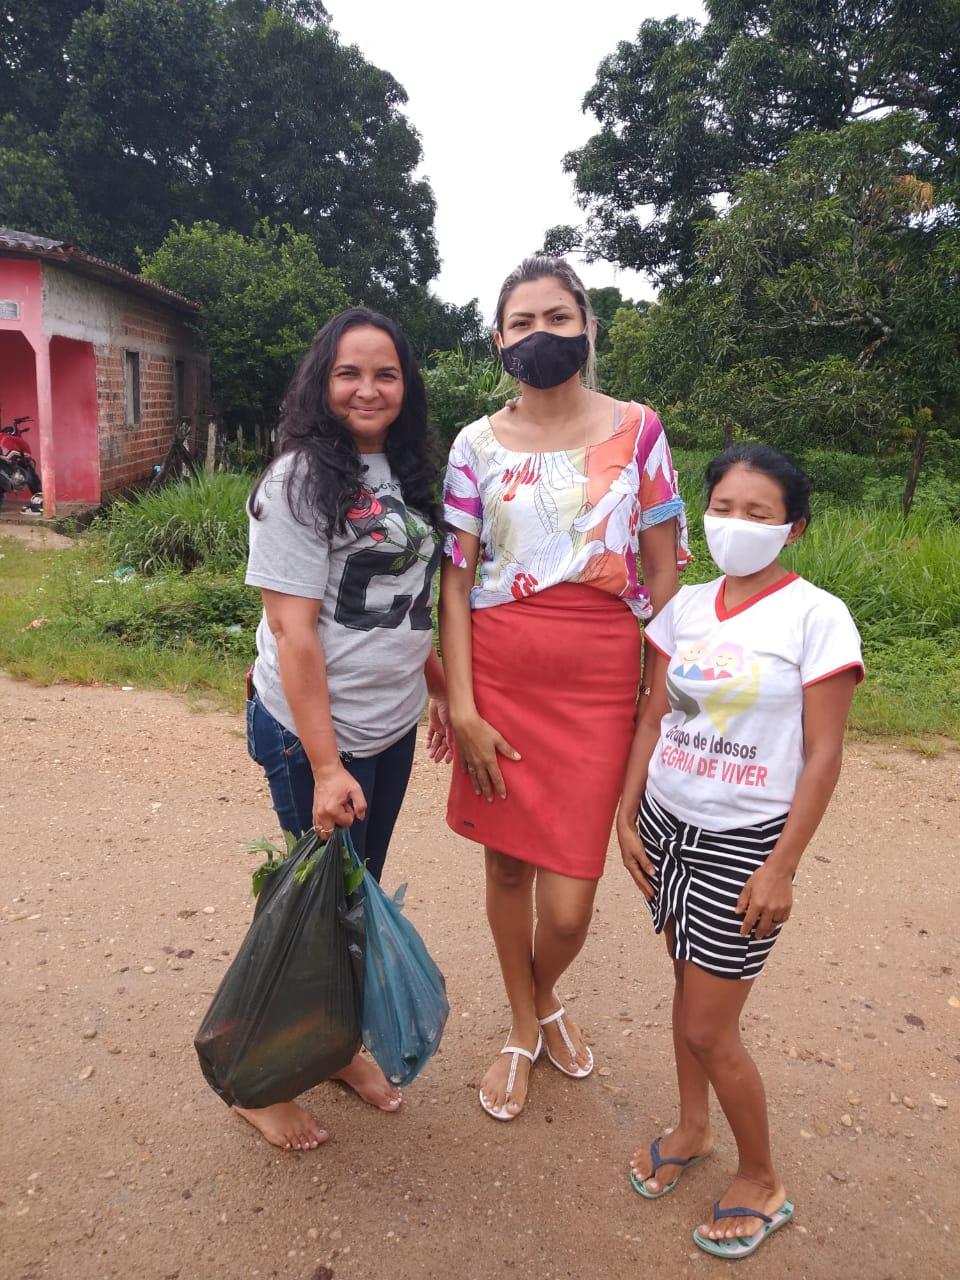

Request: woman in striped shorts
left=616, top=445, right=863, bottom=1261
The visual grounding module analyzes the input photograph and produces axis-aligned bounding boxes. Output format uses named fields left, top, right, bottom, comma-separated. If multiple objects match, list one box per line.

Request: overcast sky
left=328, top=1, right=705, bottom=320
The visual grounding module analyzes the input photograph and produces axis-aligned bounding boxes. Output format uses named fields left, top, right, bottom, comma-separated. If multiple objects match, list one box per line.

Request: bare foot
left=479, top=1023, right=540, bottom=1117
left=232, top=1101, right=328, bottom=1151
left=699, top=1174, right=788, bottom=1240
left=331, top=1051, right=402, bottom=1111
left=629, top=1125, right=714, bottom=1194
left=535, top=996, right=592, bottom=1073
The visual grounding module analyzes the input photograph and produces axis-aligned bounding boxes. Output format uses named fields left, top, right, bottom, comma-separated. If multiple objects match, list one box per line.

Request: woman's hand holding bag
left=312, top=761, right=367, bottom=837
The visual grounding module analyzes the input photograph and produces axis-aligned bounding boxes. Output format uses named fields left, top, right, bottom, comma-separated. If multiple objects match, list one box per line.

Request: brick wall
left=97, top=304, right=207, bottom=495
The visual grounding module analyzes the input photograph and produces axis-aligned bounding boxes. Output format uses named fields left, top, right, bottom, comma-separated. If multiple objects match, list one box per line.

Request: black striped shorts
left=638, top=791, right=790, bottom=981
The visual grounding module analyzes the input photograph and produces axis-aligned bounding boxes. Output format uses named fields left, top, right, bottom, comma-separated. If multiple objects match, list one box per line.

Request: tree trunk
left=723, top=421, right=734, bottom=449
left=902, top=428, right=927, bottom=518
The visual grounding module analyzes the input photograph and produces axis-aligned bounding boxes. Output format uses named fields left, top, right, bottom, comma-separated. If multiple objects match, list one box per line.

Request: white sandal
left=537, top=1006, right=594, bottom=1078
left=479, top=1032, right=542, bottom=1121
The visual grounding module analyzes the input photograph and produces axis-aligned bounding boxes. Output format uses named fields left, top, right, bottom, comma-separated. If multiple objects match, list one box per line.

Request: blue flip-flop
left=629, top=1136, right=711, bottom=1199
left=693, top=1199, right=795, bottom=1259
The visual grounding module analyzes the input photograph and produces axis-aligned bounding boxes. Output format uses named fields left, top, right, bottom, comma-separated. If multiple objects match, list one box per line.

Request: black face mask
left=499, top=330, right=589, bottom=389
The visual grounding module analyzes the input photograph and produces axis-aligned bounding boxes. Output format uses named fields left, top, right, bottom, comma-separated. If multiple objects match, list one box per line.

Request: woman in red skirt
left=439, top=256, right=689, bottom=1120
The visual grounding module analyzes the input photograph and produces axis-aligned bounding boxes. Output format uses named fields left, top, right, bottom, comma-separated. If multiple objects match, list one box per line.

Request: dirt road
left=1, top=674, right=958, bottom=1280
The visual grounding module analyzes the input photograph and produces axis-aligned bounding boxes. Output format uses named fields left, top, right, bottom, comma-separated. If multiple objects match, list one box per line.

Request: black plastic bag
left=194, top=829, right=365, bottom=1109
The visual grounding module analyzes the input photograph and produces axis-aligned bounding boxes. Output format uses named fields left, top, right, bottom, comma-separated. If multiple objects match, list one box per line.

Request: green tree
left=55, top=0, right=225, bottom=264
left=0, top=2, right=93, bottom=135
left=604, top=115, right=960, bottom=506
left=603, top=288, right=738, bottom=448
left=139, top=219, right=350, bottom=427
left=369, top=287, right=486, bottom=363
left=587, top=286, right=643, bottom=358
left=560, top=0, right=959, bottom=283
left=0, top=116, right=83, bottom=241
left=0, top=1, right=437, bottom=293
left=207, top=1, right=437, bottom=295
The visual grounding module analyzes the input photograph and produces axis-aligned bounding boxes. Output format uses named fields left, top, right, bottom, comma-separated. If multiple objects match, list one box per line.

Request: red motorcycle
left=0, top=414, right=42, bottom=512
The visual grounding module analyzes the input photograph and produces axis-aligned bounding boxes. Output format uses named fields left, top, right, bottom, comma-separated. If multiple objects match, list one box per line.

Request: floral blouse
left=442, top=402, right=689, bottom=620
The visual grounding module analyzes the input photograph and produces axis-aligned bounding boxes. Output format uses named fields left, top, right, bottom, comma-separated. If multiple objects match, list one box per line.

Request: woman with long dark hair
left=238, top=307, right=452, bottom=1150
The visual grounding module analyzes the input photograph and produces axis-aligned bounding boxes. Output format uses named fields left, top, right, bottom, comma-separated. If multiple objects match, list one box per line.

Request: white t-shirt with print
left=643, top=572, right=863, bottom=831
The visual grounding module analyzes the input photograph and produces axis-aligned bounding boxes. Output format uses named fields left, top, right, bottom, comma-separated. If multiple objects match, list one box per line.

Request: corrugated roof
left=0, top=229, right=64, bottom=252
left=0, top=227, right=201, bottom=313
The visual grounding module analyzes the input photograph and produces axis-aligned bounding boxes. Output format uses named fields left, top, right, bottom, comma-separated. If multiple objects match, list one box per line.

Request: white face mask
left=703, top=514, right=793, bottom=577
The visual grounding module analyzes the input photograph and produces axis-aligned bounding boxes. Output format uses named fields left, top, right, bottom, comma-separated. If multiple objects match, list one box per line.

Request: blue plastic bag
left=348, top=834, right=449, bottom=1086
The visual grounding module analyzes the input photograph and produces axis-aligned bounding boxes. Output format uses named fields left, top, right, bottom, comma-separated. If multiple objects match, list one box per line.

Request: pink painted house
left=0, top=228, right=210, bottom=516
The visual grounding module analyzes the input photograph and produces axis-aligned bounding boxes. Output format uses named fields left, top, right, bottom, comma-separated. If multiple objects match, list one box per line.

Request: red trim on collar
left=715, top=571, right=799, bottom=621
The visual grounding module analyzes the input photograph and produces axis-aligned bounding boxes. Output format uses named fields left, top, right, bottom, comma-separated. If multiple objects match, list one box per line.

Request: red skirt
left=446, top=583, right=642, bottom=879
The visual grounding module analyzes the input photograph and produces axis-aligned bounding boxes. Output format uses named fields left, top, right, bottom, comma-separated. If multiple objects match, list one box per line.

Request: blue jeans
left=245, top=692, right=417, bottom=882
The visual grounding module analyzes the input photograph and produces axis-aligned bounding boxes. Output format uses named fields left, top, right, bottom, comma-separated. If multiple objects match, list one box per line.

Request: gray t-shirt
left=246, top=452, right=440, bottom=757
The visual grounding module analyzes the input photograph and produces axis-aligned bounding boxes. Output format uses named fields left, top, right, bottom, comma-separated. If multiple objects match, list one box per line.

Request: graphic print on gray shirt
left=246, top=452, right=440, bottom=756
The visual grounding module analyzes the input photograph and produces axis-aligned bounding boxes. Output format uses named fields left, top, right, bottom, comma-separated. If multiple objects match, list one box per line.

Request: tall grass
left=785, top=508, right=960, bottom=740
left=2, top=449, right=958, bottom=740
left=97, top=471, right=254, bottom=573
left=58, top=559, right=260, bottom=653
left=674, top=455, right=960, bottom=645
left=0, top=536, right=249, bottom=706
left=784, top=508, right=960, bottom=645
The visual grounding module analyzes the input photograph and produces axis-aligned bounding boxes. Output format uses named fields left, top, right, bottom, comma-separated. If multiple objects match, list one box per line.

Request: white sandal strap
left=537, top=1006, right=566, bottom=1028
left=500, top=1044, right=537, bottom=1063
left=499, top=1036, right=540, bottom=1099
left=506, top=1051, right=519, bottom=1097
left=538, top=1006, right=578, bottom=1061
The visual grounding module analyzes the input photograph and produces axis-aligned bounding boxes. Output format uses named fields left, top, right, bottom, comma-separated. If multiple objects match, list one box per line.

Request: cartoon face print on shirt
left=673, top=640, right=710, bottom=678
left=668, top=631, right=761, bottom=735
left=703, top=641, right=744, bottom=680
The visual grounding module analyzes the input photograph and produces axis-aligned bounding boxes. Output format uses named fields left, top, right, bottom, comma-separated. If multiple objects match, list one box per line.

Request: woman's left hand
left=617, top=813, right=656, bottom=901
left=426, top=698, right=454, bottom=764
left=737, top=863, right=793, bottom=939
